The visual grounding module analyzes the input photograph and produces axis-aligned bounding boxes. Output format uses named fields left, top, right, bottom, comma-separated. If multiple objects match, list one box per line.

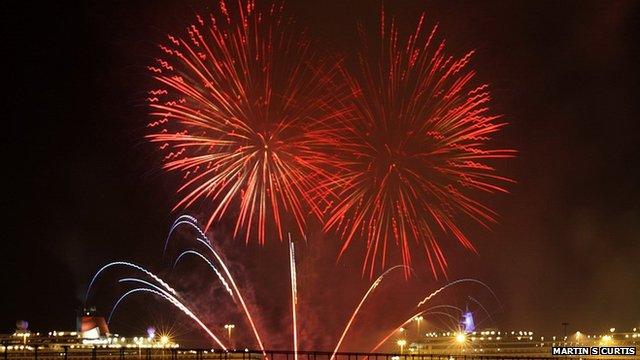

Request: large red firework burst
left=323, top=10, right=515, bottom=278
left=146, top=0, right=347, bottom=244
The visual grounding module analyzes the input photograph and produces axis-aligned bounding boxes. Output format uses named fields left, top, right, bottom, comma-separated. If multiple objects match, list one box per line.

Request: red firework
left=323, top=10, right=515, bottom=278
left=146, top=0, right=347, bottom=244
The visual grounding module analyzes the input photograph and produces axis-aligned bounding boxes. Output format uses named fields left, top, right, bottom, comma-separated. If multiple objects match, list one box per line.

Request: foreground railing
left=0, top=347, right=628, bottom=360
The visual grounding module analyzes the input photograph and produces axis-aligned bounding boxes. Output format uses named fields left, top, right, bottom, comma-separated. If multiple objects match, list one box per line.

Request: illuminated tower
left=461, top=309, right=475, bottom=333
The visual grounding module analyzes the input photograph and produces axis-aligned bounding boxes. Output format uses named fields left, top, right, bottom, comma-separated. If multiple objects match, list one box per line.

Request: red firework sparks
left=323, top=9, right=515, bottom=278
left=147, top=0, right=347, bottom=244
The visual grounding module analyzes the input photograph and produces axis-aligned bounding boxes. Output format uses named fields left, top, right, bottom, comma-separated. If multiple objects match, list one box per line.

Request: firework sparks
left=367, top=306, right=464, bottom=355
left=323, top=9, right=515, bottom=278
left=87, top=264, right=228, bottom=349
left=90, top=217, right=499, bottom=353
left=167, top=216, right=267, bottom=355
left=289, top=235, right=299, bottom=360
left=416, top=278, right=499, bottom=307
left=330, top=265, right=408, bottom=360
left=110, top=282, right=228, bottom=350
left=147, top=0, right=348, bottom=244
left=173, top=249, right=234, bottom=297
left=85, top=261, right=179, bottom=302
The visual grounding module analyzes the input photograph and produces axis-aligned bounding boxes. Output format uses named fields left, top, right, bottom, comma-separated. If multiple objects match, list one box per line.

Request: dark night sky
left=2, top=0, right=639, bottom=347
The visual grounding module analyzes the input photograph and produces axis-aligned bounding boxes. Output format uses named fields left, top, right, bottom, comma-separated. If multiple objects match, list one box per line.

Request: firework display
left=87, top=216, right=498, bottom=352
left=7, top=0, right=640, bottom=357
left=135, top=0, right=513, bottom=350
left=147, top=0, right=348, bottom=244
left=148, top=0, right=512, bottom=278
left=323, top=10, right=514, bottom=278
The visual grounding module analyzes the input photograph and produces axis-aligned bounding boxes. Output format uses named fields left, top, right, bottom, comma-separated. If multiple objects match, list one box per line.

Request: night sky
left=2, top=0, right=639, bottom=347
